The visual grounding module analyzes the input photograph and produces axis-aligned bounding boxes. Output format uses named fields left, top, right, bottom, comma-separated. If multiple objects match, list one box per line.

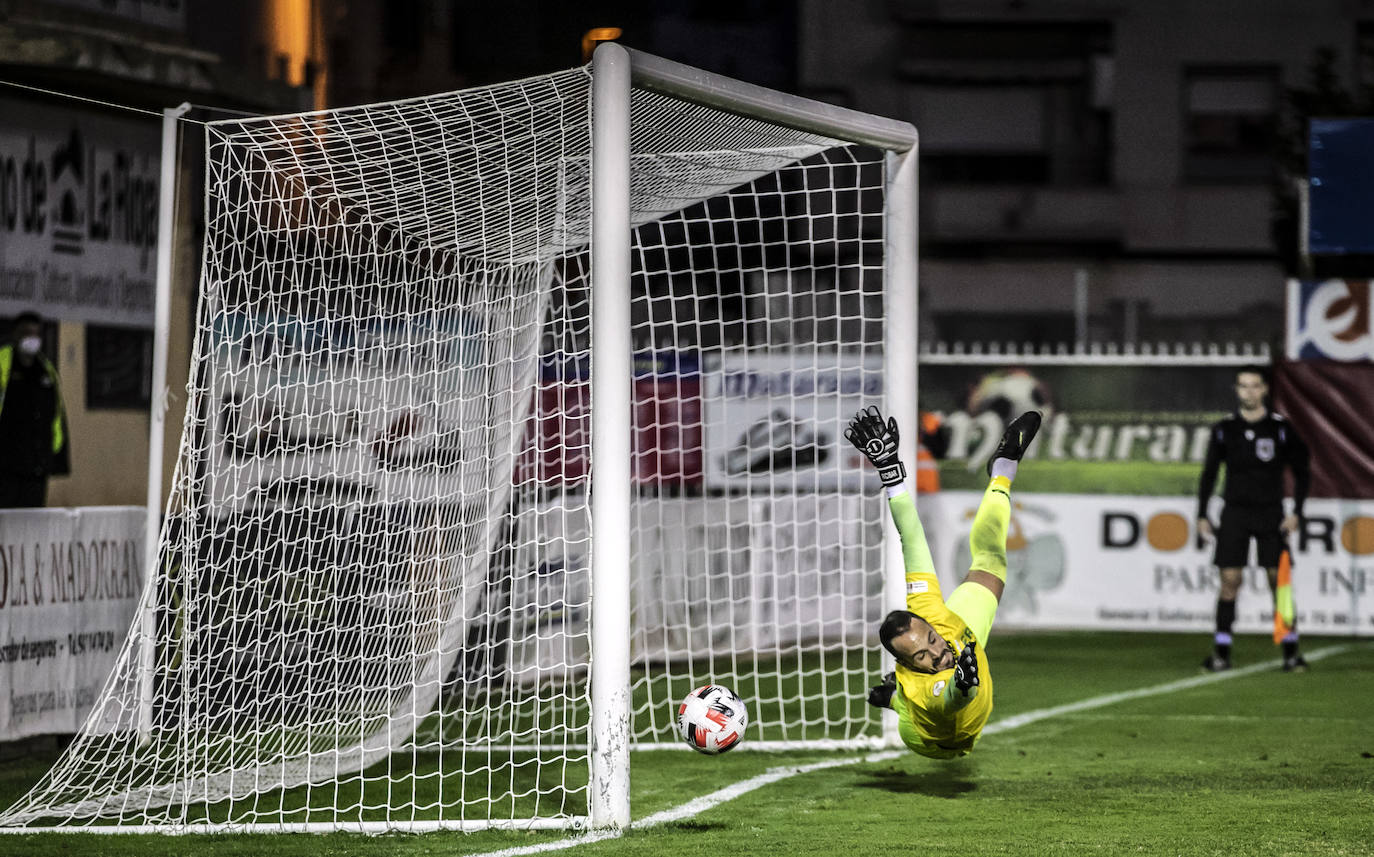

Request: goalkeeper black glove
left=867, top=672, right=897, bottom=709
left=844, top=405, right=906, bottom=487
left=952, top=642, right=979, bottom=697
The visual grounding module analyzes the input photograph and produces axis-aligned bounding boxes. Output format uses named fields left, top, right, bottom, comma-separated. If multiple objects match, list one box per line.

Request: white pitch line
left=633, top=750, right=905, bottom=829
left=468, top=643, right=1357, bottom=857
left=984, top=643, right=1353, bottom=736
left=466, top=752, right=904, bottom=857
left=461, top=829, right=623, bottom=857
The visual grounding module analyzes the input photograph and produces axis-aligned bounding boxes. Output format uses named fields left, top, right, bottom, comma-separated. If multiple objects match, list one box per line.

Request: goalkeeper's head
left=879, top=609, right=956, bottom=674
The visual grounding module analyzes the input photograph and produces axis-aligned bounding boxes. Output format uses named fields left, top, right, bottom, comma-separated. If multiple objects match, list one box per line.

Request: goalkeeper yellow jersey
left=888, top=492, right=994, bottom=759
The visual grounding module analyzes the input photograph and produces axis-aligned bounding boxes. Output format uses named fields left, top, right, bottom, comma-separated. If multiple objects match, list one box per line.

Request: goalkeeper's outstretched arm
left=845, top=406, right=940, bottom=592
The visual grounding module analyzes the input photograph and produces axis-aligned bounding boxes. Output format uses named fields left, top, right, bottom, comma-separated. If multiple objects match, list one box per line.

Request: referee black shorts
left=1213, top=504, right=1285, bottom=568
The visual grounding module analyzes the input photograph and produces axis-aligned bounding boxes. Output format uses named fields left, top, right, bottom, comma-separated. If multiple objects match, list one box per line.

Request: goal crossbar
left=624, top=48, right=917, bottom=152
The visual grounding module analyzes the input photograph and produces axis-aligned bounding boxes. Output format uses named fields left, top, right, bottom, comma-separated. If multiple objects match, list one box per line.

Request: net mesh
left=0, top=63, right=893, bottom=832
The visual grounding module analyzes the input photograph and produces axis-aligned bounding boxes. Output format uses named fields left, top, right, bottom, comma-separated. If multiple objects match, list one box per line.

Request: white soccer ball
left=676, top=684, right=748, bottom=755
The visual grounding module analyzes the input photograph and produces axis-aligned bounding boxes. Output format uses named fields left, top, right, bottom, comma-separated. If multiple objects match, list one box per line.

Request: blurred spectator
left=916, top=410, right=948, bottom=493
left=0, top=312, right=71, bottom=507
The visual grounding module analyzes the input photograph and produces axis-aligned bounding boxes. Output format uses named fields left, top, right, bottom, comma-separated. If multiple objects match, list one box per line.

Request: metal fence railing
left=919, top=340, right=1272, bottom=365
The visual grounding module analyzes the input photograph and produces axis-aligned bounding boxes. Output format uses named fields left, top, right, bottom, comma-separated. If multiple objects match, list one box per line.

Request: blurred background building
left=801, top=0, right=1374, bottom=349
left=185, top=0, right=1374, bottom=349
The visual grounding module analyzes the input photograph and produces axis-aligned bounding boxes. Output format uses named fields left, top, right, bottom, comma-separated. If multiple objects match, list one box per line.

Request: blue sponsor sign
left=1309, top=119, right=1374, bottom=254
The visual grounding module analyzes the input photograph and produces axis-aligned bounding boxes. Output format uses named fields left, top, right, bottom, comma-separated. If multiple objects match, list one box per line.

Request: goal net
left=0, top=48, right=915, bottom=833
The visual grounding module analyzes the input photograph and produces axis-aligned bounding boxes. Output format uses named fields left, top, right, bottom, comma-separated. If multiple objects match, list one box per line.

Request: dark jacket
left=0, top=344, right=70, bottom=477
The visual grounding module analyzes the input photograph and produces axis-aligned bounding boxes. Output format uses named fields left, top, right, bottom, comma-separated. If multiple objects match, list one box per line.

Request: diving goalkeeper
left=846, top=405, right=1040, bottom=759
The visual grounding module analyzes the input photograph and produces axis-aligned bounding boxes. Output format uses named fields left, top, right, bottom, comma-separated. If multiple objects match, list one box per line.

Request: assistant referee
left=1196, top=365, right=1311, bottom=672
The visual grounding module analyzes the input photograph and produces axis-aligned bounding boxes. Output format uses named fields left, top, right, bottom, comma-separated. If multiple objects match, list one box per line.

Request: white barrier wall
left=507, top=490, right=1371, bottom=683
left=0, top=507, right=145, bottom=741
left=934, top=492, right=1373, bottom=636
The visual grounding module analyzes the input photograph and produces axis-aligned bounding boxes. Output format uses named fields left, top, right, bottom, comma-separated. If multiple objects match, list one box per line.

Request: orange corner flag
left=1273, top=546, right=1295, bottom=645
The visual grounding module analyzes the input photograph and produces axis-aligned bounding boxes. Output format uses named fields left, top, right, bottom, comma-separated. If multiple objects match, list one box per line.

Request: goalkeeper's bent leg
left=947, top=476, right=1011, bottom=646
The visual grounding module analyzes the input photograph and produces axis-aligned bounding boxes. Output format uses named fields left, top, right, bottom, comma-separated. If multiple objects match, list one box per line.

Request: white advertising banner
left=0, top=96, right=160, bottom=326
left=0, top=507, right=145, bottom=740
left=932, top=492, right=1374, bottom=636
left=204, top=308, right=524, bottom=510
left=506, top=495, right=884, bottom=682
left=703, top=352, right=882, bottom=491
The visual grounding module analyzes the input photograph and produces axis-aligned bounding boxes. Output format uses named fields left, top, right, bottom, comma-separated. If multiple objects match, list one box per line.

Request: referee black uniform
left=1196, top=409, right=1310, bottom=668
left=1197, top=411, right=1310, bottom=567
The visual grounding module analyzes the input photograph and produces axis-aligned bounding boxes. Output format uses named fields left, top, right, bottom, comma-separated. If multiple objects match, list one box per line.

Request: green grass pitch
left=0, top=631, right=1370, bottom=856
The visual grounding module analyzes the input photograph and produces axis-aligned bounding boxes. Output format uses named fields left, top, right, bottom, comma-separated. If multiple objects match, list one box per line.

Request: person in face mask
left=0, top=311, right=70, bottom=507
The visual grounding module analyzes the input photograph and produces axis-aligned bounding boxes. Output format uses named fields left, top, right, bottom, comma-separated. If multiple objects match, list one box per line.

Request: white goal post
left=0, top=44, right=917, bottom=834
left=588, top=46, right=918, bottom=827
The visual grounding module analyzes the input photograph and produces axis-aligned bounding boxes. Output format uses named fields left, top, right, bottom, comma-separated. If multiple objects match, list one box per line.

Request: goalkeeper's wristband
left=876, top=460, right=906, bottom=487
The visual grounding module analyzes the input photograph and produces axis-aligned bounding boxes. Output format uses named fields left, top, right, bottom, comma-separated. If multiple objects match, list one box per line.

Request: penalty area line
left=469, top=643, right=1356, bottom=857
